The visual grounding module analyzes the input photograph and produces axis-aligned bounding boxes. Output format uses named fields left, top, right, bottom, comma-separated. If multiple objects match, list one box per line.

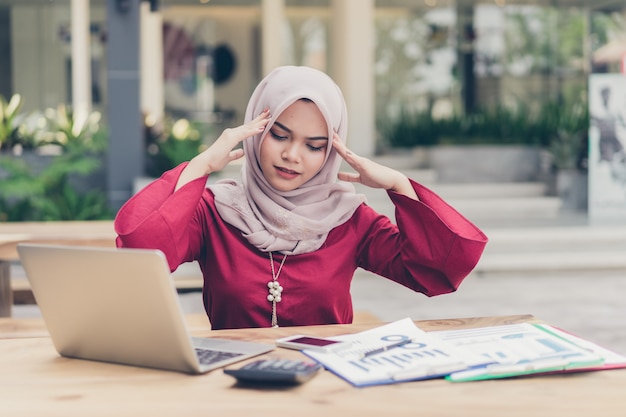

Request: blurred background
left=2, top=0, right=626, bottom=353
left=1, top=0, right=625, bottom=218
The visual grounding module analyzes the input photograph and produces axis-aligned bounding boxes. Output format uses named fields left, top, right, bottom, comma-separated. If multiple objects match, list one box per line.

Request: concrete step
left=355, top=174, right=626, bottom=272
left=484, top=225, right=626, bottom=252
left=475, top=250, right=626, bottom=273
left=448, top=197, right=562, bottom=221
left=379, top=167, right=558, bottom=221
left=399, top=169, right=438, bottom=185
left=433, top=182, right=548, bottom=199
left=371, top=153, right=423, bottom=170
left=476, top=224, right=626, bottom=273
left=355, top=185, right=562, bottom=223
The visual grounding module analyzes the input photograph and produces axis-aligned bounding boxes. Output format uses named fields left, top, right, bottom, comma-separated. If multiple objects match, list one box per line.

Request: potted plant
left=547, top=107, right=588, bottom=211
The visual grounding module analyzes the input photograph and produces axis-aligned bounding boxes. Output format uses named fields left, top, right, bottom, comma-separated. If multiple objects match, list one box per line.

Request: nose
left=281, top=142, right=301, bottom=163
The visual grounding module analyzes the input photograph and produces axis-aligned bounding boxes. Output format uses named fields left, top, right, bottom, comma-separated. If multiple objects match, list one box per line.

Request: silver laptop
left=17, top=243, right=274, bottom=374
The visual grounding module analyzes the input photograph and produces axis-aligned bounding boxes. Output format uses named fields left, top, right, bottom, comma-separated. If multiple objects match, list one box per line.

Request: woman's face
left=259, top=99, right=329, bottom=191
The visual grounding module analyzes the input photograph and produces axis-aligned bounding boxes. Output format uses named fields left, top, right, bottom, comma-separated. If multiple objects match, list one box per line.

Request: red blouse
left=115, top=163, right=488, bottom=329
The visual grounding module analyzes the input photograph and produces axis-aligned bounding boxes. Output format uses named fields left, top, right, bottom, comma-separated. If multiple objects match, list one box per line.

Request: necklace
left=267, top=252, right=287, bottom=328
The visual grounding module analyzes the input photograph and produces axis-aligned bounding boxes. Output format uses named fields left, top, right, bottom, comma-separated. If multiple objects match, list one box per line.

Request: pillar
left=261, top=0, right=285, bottom=76
left=71, top=0, right=92, bottom=120
left=141, top=1, right=164, bottom=122
left=331, top=0, right=375, bottom=156
left=106, top=0, right=144, bottom=211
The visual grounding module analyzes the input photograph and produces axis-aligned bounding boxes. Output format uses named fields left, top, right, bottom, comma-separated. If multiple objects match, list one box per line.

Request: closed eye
left=269, top=130, right=288, bottom=141
left=307, top=144, right=326, bottom=152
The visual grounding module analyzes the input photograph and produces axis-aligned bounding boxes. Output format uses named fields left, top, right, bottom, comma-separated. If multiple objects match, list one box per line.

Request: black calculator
left=224, top=358, right=323, bottom=385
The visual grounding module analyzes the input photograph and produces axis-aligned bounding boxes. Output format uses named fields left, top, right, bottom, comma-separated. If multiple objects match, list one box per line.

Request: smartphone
left=275, top=335, right=350, bottom=353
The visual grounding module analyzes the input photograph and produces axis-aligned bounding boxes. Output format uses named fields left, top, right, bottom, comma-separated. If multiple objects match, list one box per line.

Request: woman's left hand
left=332, top=133, right=419, bottom=200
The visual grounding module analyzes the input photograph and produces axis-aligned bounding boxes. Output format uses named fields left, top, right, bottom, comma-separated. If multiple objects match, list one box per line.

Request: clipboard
left=428, top=323, right=611, bottom=382
left=531, top=324, right=626, bottom=373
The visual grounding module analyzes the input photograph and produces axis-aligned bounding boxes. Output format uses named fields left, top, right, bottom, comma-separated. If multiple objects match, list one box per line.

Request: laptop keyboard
left=195, top=348, right=243, bottom=365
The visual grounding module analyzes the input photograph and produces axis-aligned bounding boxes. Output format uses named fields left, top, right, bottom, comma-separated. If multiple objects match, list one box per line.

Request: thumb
left=337, top=171, right=360, bottom=183
left=229, top=148, right=244, bottom=161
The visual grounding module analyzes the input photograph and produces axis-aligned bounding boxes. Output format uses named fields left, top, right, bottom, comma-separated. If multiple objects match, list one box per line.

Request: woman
left=115, top=66, right=488, bottom=329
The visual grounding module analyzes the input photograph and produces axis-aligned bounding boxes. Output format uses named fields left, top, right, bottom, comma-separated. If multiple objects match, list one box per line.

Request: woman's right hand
left=175, top=109, right=271, bottom=191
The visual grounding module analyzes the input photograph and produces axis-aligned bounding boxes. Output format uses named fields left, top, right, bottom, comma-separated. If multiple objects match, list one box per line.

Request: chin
left=272, top=183, right=299, bottom=192
left=268, top=178, right=303, bottom=192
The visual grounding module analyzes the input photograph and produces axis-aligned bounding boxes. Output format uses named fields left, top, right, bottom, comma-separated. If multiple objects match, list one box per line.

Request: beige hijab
left=208, top=66, right=365, bottom=255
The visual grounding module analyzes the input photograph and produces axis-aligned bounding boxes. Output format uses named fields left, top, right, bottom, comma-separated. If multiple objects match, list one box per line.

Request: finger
left=337, top=171, right=361, bottom=183
left=224, top=110, right=271, bottom=146
left=233, top=109, right=271, bottom=137
left=251, top=108, right=271, bottom=124
left=332, top=132, right=348, bottom=157
left=228, top=148, right=244, bottom=161
left=247, top=109, right=272, bottom=133
left=332, top=133, right=359, bottom=165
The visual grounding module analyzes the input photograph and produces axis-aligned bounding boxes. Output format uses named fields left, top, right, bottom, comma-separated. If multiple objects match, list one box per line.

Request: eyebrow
left=273, top=121, right=329, bottom=141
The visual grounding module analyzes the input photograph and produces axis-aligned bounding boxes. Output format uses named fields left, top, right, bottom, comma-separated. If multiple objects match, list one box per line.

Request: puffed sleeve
left=356, top=179, right=488, bottom=296
left=114, top=162, right=209, bottom=271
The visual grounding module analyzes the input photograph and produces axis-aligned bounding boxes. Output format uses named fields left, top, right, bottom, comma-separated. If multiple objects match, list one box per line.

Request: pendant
left=267, top=280, right=283, bottom=302
left=268, top=252, right=287, bottom=328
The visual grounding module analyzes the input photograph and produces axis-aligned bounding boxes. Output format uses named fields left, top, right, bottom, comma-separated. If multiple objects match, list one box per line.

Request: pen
left=362, top=339, right=412, bottom=358
left=390, top=362, right=467, bottom=381
left=447, top=358, right=572, bottom=382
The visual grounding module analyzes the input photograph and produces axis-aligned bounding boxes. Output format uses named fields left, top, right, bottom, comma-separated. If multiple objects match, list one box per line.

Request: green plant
left=378, top=110, right=440, bottom=148
left=0, top=94, right=24, bottom=151
left=42, top=104, right=106, bottom=153
left=0, top=196, right=37, bottom=222
left=0, top=104, right=112, bottom=221
left=547, top=102, right=589, bottom=171
left=549, top=130, right=585, bottom=171
left=145, top=116, right=207, bottom=177
left=381, top=99, right=588, bottom=151
left=14, top=112, right=50, bottom=150
left=0, top=145, right=113, bottom=221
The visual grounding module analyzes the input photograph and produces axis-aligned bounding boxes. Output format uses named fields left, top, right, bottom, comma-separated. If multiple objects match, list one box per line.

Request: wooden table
left=0, top=221, right=117, bottom=317
left=0, top=221, right=204, bottom=316
left=0, top=221, right=117, bottom=260
left=1, top=314, right=625, bottom=416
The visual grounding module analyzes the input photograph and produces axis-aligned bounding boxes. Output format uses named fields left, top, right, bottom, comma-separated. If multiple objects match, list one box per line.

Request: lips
left=275, top=166, right=300, bottom=179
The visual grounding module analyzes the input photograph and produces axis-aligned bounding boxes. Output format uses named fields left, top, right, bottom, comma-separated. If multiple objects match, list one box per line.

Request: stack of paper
left=302, top=318, right=626, bottom=387
left=302, top=318, right=494, bottom=387
left=429, top=323, right=609, bottom=382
